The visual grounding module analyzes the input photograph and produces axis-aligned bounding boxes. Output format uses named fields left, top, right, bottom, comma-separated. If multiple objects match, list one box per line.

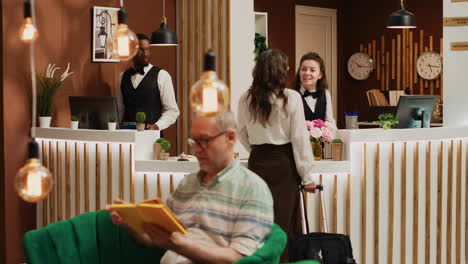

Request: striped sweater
left=161, top=159, right=274, bottom=264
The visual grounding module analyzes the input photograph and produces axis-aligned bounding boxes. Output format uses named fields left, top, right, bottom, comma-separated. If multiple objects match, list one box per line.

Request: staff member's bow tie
left=129, top=64, right=148, bottom=76
left=303, top=90, right=320, bottom=99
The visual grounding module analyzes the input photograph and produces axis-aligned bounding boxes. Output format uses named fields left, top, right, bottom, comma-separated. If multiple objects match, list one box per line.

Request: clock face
left=347, top=52, right=374, bottom=80
left=417, top=51, right=442, bottom=80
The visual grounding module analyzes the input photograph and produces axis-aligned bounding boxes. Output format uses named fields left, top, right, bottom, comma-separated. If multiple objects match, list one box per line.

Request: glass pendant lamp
left=190, top=50, right=230, bottom=116
left=19, top=0, right=38, bottom=43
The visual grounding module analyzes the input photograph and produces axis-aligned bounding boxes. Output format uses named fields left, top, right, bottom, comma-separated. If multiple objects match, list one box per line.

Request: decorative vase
left=332, top=143, right=343, bottom=161
left=70, top=121, right=79, bottom=129
left=160, top=152, right=170, bottom=160
left=136, top=123, right=145, bottom=131
left=311, top=141, right=322, bottom=161
left=39, top=116, right=51, bottom=128
left=154, top=143, right=162, bottom=160
left=108, top=122, right=117, bottom=131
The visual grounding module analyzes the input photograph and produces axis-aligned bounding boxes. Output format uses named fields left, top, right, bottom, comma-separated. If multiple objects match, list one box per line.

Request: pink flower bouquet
left=306, top=119, right=336, bottom=143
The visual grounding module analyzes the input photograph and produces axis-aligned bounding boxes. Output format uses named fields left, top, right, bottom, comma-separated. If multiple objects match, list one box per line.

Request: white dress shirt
left=299, top=86, right=336, bottom=126
left=237, top=88, right=315, bottom=185
left=117, top=64, right=180, bottom=130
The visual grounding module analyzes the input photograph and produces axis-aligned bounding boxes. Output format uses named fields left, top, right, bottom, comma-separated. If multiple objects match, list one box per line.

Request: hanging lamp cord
left=30, top=0, right=37, bottom=138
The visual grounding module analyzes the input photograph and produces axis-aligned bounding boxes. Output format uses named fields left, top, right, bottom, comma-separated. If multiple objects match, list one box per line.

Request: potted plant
left=331, top=138, right=343, bottom=161
left=135, top=112, right=146, bottom=131
left=37, top=63, right=73, bottom=128
left=154, top=138, right=164, bottom=160
left=70, top=115, right=79, bottom=129
left=374, top=113, right=399, bottom=130
left=108, top=114, right=117, bottom=131
left=254, top=33, right=269, bottom=61
left=158, top=138, right=171, bottom=160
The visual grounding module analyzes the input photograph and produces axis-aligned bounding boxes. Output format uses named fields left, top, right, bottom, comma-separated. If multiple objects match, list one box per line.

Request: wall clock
left=416, top=51, right=442, bottom=80
left=347, top=52, right=374, bottom=80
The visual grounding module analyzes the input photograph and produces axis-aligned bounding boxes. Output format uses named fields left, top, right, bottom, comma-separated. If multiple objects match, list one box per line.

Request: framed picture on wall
left=92, top=6, right=119, bottom=62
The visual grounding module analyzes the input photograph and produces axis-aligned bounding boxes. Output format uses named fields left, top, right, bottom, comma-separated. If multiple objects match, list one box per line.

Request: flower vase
left=311, top=141, right=322, bottom=161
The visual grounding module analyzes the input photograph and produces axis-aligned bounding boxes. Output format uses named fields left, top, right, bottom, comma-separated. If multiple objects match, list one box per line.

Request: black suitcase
left=289, top=185, right=356, bottom=264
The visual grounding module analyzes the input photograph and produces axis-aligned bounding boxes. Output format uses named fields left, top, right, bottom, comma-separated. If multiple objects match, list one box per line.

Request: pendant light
left=386, top=0, right=416, bottom=29
left=19, top=0, right=38, bottom=43
left=15, top=0, right=53, bottom=203
left=150, top=0, right=178, bottom=46
left=190, top=50, right=230, bottom=116
left=108, top=1, right=139, bottom=61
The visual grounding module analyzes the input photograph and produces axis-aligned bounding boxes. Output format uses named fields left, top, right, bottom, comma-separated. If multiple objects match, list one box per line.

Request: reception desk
left=34, top=126, right=468, bottom=264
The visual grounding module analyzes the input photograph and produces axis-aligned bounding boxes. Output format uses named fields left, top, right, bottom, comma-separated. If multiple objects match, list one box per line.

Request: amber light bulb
left=15, top=140, right=53, bottom=203
left=19, top=1, right=38, bottom=43
left=190, top=50, right=230, bottom=116
left=108, top=8, right=139, bottom=61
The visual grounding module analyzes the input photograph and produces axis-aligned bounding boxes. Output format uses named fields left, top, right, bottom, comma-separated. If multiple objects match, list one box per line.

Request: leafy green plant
left=155, top=138, right=165, bottom=144
left=254, top=33, right=269, bottom=61
left=374, top=113, right=399, bottom=130
left=108, top=114, right=116, bottom=122
left=71, top=115, right=79, bottom=121
left=160, top=139, right=171, bottom=152
left=37, top=63, right=73, bottom=116
left=332, top=138, right=343, bottom=144
left=135, top=112, right=146, bottom=123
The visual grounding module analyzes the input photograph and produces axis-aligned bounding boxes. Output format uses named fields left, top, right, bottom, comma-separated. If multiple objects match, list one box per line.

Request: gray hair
left=214, top=111, right=237, bottom=132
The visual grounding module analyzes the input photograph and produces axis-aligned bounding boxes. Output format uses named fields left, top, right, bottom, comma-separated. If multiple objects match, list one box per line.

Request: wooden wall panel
left=177, top=0, right=231, bottom=153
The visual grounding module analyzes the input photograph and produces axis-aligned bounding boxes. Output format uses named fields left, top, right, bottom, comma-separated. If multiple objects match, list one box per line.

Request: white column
left=230, top=0, right=255, bottom=158
left=443, top=0, right=468, bottom=127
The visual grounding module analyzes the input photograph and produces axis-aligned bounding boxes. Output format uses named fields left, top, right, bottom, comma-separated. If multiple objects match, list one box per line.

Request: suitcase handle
left=300, top=184, right=328, bottom=234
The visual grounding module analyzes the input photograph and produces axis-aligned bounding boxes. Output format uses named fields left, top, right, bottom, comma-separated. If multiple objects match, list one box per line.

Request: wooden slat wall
left=177, top=0, right=231, bottom=154
left=358, top=28, right=442, bottom=95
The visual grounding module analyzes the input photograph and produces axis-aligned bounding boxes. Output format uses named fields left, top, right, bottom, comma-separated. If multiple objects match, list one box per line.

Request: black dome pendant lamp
left=151, top=0, right=178, bottom=46
left=386, top=0, right=416, bottom=29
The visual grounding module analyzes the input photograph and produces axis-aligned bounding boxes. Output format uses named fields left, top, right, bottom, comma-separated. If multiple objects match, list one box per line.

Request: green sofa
left=23, top=210, right=289, bottom=264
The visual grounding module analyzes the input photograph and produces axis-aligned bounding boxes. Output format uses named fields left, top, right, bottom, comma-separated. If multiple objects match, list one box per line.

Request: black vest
left=121, top=66, right=163, bottom=124
left=302, top=91, right=327, bottom=121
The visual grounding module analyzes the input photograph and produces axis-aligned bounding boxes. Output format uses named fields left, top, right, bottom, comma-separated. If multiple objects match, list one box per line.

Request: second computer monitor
left=394, top=95, right=438, bottom=128
left=69, top=96, right=119, bottom=130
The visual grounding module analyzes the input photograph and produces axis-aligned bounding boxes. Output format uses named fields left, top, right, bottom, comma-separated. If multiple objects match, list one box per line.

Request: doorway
left=295, top=5, right=337, bottom=121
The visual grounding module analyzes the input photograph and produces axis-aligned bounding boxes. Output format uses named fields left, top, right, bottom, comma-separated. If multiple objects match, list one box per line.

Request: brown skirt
left=248, top=143, right=302, bottom=262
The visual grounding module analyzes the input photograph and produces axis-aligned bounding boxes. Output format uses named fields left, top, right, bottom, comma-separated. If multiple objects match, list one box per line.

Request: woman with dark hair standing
left=293, top=52, right=335, bottom=126
left=237, top=49, right=316, bottom=262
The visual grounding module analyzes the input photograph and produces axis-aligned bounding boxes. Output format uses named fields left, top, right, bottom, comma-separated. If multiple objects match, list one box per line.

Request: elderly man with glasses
left=108, top=111, right=274, bottom=264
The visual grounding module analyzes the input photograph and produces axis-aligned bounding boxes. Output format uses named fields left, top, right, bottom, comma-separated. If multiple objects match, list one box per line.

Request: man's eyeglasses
left=187, top=131, right=227, bottom=149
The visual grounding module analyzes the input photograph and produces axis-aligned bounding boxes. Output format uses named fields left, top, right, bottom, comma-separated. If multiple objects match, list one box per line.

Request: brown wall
left=254, top=0, right=441, bottom=127
left=340, top=0, right=442, bottom=126
left=1, top=0, right=177, bottom=263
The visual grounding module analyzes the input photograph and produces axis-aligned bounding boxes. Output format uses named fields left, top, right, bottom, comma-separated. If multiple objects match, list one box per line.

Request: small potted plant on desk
left=70, top=115, right=79, bottom=129
left=108, top=114, right=117, bottom=131
left=135, top=112, right=146, bottom=131
left=374, top=113, right=399, bottom=130
left=331, top=139, right=343, bottom=161
left=158, top=139, right=171, bottom=160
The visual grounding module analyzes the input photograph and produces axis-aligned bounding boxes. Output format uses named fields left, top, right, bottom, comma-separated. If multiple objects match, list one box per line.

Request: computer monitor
left=69, top=96, right=119, bottom=130
left=394, top=95, right=439, bottom=128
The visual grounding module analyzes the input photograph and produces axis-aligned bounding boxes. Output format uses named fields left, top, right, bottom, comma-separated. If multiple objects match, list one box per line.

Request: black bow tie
left=303, top=90, right=320, bottom=99
left=129, top=64, right=148, bottom=76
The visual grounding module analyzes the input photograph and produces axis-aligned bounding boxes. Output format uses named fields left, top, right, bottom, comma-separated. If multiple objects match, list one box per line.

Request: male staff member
left=107, top=112, right=274, bottom=264
left=117, top=33, right=179, bottom=131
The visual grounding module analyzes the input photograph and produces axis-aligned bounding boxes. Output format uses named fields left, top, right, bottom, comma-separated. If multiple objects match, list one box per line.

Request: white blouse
left=237, top=88, right=315, bottom=185
left=117, top=64, right=180, bottom=130
left=299, top=87, right=336, bottom=126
